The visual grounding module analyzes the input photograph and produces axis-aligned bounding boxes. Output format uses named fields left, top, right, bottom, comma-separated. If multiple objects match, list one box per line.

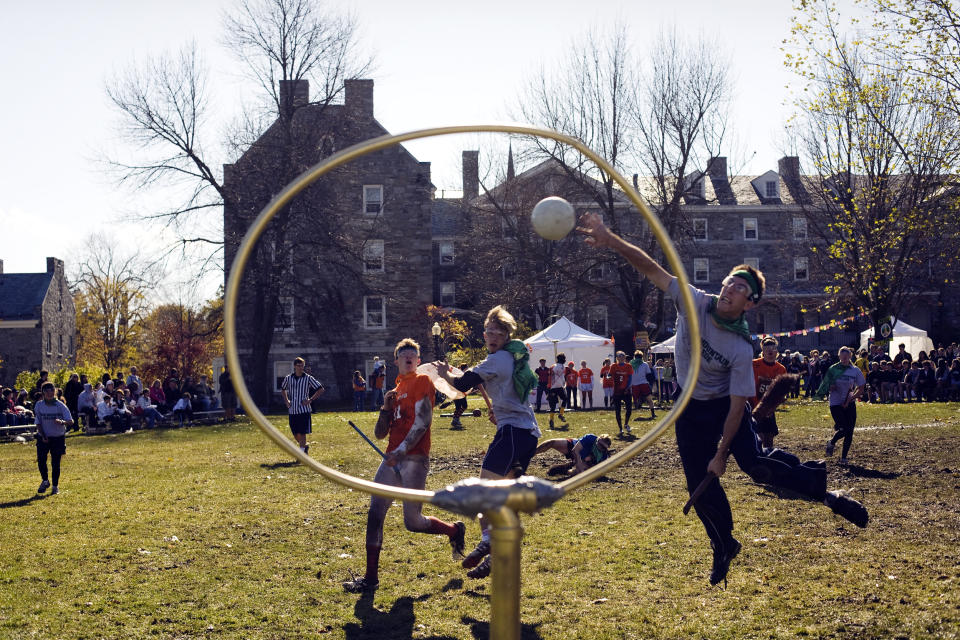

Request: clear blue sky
left=0, top=0, right=808, bottom=299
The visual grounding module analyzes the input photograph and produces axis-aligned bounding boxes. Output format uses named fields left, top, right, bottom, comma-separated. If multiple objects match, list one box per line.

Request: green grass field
left=2, top=400, right=959, bottom=639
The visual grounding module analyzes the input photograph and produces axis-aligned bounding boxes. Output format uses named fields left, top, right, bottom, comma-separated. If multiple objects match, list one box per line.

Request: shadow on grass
left=462, top=615, right=543, bottom=640
left=260, top=461, right=300, bottom=469
left=344, top=592, right=460, bottom=640
left=842, top=463, right=901, bottom=479
left=0, top=493, right=46, bottom=509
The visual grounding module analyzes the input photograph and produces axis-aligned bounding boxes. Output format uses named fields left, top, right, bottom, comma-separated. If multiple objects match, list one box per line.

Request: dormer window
left=765, top=180, right=778, bottom=198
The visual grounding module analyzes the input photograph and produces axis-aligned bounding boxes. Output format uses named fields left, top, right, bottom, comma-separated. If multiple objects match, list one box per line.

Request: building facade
left=0, top=257, right=76, bottom=386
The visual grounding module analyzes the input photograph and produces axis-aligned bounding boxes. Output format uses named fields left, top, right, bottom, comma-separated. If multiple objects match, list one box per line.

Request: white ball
left=531, top=196, right=576, bottom=240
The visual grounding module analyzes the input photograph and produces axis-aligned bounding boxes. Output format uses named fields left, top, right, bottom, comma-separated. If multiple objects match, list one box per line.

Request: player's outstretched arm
left=577, top=212, right=674, bottom=293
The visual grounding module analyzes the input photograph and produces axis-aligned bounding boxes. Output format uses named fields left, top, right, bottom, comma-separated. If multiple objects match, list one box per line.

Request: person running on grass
left=34, top=382, right=73, bottom=495
left=751, top=337, right=787, bottom=450
left=343, top=338, right=466, bottom=594
left=547, top=353, right=567, bottom=428
left=436, top=305, right=540, bottom=580
left=578, top=212, right=868, bottom=588
left=816, top=346, right=866, bottom=464
left=534, top=432, right=612, bottom=476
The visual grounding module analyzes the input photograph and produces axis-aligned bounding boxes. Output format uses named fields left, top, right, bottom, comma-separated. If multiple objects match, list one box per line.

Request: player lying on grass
left=533, top=433, right=612, bottom=476
left=579, top=212, right=868, bottom=588
left=342, top=338, right=466, bottom=594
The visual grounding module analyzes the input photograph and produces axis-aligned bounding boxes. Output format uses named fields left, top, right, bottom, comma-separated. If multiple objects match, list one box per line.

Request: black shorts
left=754, top=415, right=778, bottom=436
left=288, top=412, right=312, bottom=435
left=37, top=435, right=66, bottom=457
left=482, top=425, right=538, bottom=476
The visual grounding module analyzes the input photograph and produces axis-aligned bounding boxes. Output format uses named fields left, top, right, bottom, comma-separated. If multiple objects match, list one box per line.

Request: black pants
left=535, top=384, right=549, bottom=411
left=547, top=388, right=563, bottom=412
left=612, top=392, right=631, bottom=430
left=37, top=436, right=65, bottom=486
left=676, top=397, right=827, bottom=556
left=565, top=386, right=577, bottom=409
left=829, top=403, right=857, bottom=458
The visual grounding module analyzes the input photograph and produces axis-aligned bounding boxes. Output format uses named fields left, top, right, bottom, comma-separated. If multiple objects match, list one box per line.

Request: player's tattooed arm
left=375, top=390, right=397, bottom=439
left=392, top=396, right=432, bottom=455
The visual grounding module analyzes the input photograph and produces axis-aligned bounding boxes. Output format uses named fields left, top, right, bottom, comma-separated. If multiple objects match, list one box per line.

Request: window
left=743, top=218, right=758, bottom=240
left=274, top=297, right=295, bottom=332
left=693, top=218, right=708, bottom=241
left=587, top=305, right=608, bottom=336
left=765, top=180, right=778, bottom=198
left=438, top=241, right=455, bottom=265
left=793, top=217, right=807, bottom=240
left=274, top=361, right=294, bottom=392
left=588, top=262, right=606, bottom=281
left=363, top=185, right=383, bottom=215
left=744, top=257, right=759, bottom=271
left=363, top=240, right=385, bottom=273
left=440, top=282, right=456, bottom=306
left=794, top=257, right=808, bottom=281
left=363, top=296, right=386, bottom=329
left=694, top=258, right=709, bottom=283
left=46, top=332, right=51, bottom=354
left=58, top=334, right=63, bottom=355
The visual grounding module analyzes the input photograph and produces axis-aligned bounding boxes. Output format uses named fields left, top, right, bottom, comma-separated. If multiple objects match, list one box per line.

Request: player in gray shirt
left=579, top=213, right=869, bottom=587
left=34, top=382, right=74, bottom=495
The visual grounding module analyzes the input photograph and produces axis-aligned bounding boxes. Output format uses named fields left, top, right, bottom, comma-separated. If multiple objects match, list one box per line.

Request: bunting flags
left=752, top=311, right=870, bottom=341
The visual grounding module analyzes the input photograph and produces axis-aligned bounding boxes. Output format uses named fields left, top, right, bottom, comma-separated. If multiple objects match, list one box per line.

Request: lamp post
left=431, top=321, right=443, bottom=361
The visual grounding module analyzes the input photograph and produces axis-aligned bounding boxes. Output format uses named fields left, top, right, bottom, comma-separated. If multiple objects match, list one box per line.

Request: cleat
left=838, top=457, right=849, bottom=465
left=549, top=417, right=554, bottom=429
left=709, top=538, right=742, bottom=587
left=451, top=418, right=463, bottom=429
left=449, top=521, right=466, bottom=560
left=50, top=486, right=59, bottom=495
left=625, top=425, right=632, bottom=435
left=342, top=574, right=379, bottom=593
left=467, top=555, right=491, bottom=579
left=824, top=490, right=868, bottom=528
left=558, top=413, right=566, bottom=423
left=37, top=480, right=50, bottom=494
left=825, top=441, right=835, bottom=456
left=462, top=540, right=491, bottom=569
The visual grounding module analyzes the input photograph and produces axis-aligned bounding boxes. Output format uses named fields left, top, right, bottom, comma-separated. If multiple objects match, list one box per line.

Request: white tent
left=858, top=317, right=934, bottom=359
left=650, top=335, right=676, bottom=354
left=524, top=317, right=615, bottom=409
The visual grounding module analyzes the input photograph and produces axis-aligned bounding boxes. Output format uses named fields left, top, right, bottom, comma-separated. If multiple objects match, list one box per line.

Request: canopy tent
left=858, top=317, right=934, bottom=360
left=524, top=317, right=615, bottom=409
left=649, top=335, right=676, bottom=354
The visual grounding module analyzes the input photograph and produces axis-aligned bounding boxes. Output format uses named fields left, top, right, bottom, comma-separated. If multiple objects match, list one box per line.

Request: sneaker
left=449, top=521, right=466, bottom=560
left=549, top=417, right=555, bottom=429
left=825, top=441, right=835, bottom=456
left=625, top=425, right=632, bottom=435
left=824, top=490, right=868, bottom=528
left=708, top=538, right=742, bottom=587
left=558, top=413, right=566, bottom=423
left=462, top=540, right=491, bottom=569
left=37, top=480, right=50, bottom=494
left=51, top=486, right=59, bottom=495
left=467, top=555, right=492, bottom=579
left=342, top=575, right=379, bottom=593
left=451, top=418, right=463, bottom=429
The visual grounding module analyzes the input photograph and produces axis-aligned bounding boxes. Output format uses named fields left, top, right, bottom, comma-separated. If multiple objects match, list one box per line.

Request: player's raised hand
left=577, top=212, right=614, bottom=248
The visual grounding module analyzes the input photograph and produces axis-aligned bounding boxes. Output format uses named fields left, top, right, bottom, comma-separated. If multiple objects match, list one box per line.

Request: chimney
left=706, top=156, right=737, bottom=205
left=462, top=150, right=479, bottom=201
left=279, top=79, right=310, bottom=111
left=344, top=79, right=374, bottom=118
left=778, top=156, right=810, bottom=204
left=46, top=257, right=63, bottom=275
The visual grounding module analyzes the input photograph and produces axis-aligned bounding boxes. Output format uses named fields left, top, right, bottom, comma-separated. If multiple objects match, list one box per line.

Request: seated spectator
left=149, top=380, right=168, bottom=412
left=112, top=391, right=133, bottom=431
left=917, top=360, right=937, bottom=402
left=77, top=383, right=98, bottom=430
left=193, top=375, right=218, bottom=411
left=950, top=359, right=960, bottom=401
left=96, top=394, right=116, bottom=431
left=2, top=387, right=24, bottom=426
left=903, top=361, right=921, bottom=402
left=135, top=392, right=166, bottom=428
left=16, top=389, right=34, bottom=413
left=172, top=393, right=193, bottom=427
left=880, top=361, right=900, bottom=403
left=865, top=362, right=882, bottom=403
left=126, top=367, right=142, bottom=394
left=936, top=359, right=951, bottom=401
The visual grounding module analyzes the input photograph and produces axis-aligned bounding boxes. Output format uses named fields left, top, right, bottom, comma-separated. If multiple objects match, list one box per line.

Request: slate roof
left=0, top=272, right=52, bottom=320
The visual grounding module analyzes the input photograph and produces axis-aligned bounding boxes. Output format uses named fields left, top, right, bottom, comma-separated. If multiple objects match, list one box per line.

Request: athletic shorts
left=754, top=414, right=778, bottom=436
left=288, top=412, right=312, bottom=434
left=37, top=435, right=66, bottom=457
left=482, top=425, right=538, bottom=476
left=632, top=384, right=652, bottom=397
left=578, top=383, right=593, bottom=392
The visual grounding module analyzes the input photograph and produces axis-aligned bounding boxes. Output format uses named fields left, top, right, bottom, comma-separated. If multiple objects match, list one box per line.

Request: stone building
left=223, top=79, right=435, bottom=405
left=0, top=258, right=76, bottom=386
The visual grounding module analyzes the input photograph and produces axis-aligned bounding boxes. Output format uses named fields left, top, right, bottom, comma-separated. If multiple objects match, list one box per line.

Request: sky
left=0, top=0, right=806, bottom=301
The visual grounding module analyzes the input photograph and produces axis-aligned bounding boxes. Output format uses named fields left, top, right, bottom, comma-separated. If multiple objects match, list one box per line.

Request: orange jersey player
left=752, top=336, right=787, bottom=449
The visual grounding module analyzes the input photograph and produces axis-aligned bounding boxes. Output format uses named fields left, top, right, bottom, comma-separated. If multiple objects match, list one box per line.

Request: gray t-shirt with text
left=669, top=278, right=756, bottom=400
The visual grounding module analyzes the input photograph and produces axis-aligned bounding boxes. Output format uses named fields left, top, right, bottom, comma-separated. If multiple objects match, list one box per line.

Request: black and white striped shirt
left=281, top=373, right=323, bottom=415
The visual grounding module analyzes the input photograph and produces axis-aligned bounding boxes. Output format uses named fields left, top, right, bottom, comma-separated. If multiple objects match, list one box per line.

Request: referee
left=281, top=357, right=325, bottom=454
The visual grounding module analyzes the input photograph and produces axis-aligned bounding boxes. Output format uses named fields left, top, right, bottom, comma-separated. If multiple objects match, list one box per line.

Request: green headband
left=730, top=270, right=761, bottom=302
